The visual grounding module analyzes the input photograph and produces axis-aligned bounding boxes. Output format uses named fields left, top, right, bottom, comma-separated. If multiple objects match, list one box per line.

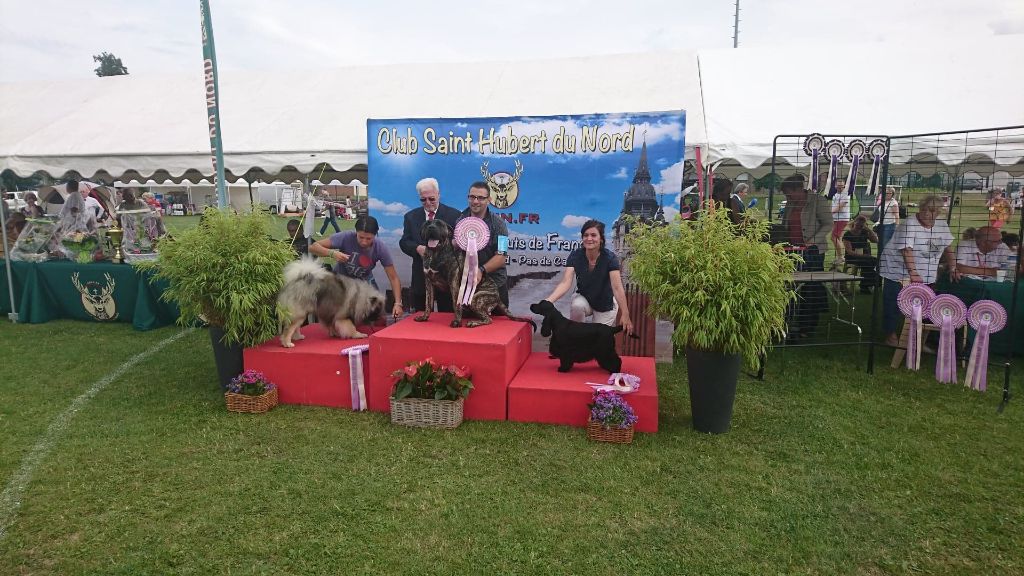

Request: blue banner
left=367, top=111, right=685, bottom=317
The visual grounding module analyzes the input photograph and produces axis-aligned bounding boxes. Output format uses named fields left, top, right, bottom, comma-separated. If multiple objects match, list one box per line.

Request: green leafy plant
left=391, top=358, right=473, bottom=401
left=136, top=207, right=294, bottom=347
left=624, top=207, right=800, bottom=369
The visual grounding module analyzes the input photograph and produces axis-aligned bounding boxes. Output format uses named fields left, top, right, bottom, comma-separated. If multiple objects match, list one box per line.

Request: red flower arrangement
left=390, top=358, right=473, bottom=401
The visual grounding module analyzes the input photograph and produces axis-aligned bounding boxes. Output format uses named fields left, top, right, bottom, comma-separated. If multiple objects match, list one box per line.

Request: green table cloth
left=0, top=259, right=179, bottom=331
left=934, top=276, right=1023, bottom=357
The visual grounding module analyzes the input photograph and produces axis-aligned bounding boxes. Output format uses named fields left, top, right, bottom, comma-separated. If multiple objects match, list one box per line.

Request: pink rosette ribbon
left=340, top=344, right=370, bottom=410
left=897, top=284, right=936, bottom=371
left=454, top=217, right=490, bottom=307
left=587, top=372, right=641, bottom=394
left=964, top=300, right=1007, bottom=391
left=928, top=295, right=967, bottom=384
left=803, top=133, right=825, bottom=193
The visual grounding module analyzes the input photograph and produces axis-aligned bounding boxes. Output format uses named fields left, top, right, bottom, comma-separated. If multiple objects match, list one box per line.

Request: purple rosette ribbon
left=844, top=140, right=866, bottom=199
left=587, top=372, right=641, bottom=394
left=864, top=139, right=888, bottom=197
left=454, top=217, right=490, bottom=307
left=341, top=344, right=370, bottom=411
left=928, top=295, right=967, bottom=384
left=964, top=300, right=1007, bottom=391
left=803, top=134, right=825, bottom=193
left=823, top=139, right=845, bottom=198
left=897, top=284, right=936, bottom=371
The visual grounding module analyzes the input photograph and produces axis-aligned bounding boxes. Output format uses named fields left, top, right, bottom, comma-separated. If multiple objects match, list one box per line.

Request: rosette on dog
left=928, top=294, right=967, bottom=384
left=897, top=284, right=936, bottom=370
left=964, top=300, right=1007, bottom=391
left=453, top=217, right=491, bottom=307
left=802, top=133, right=825, bottom=193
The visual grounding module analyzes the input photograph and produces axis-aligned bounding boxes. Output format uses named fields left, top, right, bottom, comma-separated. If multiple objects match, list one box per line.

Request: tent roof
left=1, top=38, right=1022, bottom=181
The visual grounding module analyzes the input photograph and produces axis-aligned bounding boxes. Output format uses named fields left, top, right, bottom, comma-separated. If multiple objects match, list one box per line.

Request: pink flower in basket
left=227, top=369, right=276, bottom=396
left=391, top=359, right=473, bottom=401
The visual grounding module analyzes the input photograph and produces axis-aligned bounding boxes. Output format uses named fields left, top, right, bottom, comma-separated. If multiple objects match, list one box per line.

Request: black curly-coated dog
left=530, top=299, right=623, bottom=373
left=418, top=219, right=535, bottom=331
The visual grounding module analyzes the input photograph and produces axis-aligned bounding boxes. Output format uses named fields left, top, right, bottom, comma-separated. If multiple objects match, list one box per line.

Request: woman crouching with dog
left=309, top=215, right=404, bottom=319
left=542, top=219, right=633, bottom=335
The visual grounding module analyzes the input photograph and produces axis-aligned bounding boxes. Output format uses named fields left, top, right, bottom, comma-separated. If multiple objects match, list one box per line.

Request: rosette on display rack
left=864, top=139, right=888, bottom=197
left=802, top=133, right=825, bottom=193
left=453, top=217, right=490, bottom=307
left=844, top=139, right=866, bottom=200
left=964, top=300, right=1007, bottom=392
left=897, top=284, right=936, bottom=370
left=928, top=294, right=967, bottom=384
left=822, top=139, right=845, bottom=198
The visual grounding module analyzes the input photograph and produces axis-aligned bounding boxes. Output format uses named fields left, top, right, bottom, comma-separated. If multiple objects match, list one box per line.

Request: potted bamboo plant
left=624, top=206, right=799, bottom=433
left=137, top=207, right=295, bottom=388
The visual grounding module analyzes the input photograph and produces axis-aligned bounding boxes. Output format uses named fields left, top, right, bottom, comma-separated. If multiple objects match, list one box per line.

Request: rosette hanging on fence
left=928, top=295, right=967, bottom=384
left=964, top=300, right=1007, bottom=391
left=897, top=284, right=936, bottom=371
left=823, top=139, right=845, bottom=198
left=803, top=133, right=825, bottom=193
left=864, top=139, right=888, bottom=196
left=454, top=217, right=490, bottom=307
left=844, top=139, right=866, bottom=199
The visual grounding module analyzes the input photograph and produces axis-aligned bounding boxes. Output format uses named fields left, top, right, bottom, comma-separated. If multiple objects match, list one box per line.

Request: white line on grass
left=0, top=328, right=195, bottom=541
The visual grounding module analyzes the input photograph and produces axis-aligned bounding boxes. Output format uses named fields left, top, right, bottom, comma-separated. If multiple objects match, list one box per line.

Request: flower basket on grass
left=586, top=390, right=637, bottom=444
left=225, top=369, right=278, bottom=413
left=390, top=358, right=472, bottom=429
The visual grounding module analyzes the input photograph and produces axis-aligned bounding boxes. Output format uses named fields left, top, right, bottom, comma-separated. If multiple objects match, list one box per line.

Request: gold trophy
left=107, top=221, right=125, bottom=264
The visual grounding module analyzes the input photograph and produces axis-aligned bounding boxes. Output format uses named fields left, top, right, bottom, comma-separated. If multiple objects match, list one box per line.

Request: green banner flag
left=200, top=0, right=227, bottom=207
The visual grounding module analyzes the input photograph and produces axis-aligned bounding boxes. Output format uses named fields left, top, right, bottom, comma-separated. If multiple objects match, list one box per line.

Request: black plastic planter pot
left=209, top=325, right=243, bottom=390
left=685, top=348, right=741, bottom=434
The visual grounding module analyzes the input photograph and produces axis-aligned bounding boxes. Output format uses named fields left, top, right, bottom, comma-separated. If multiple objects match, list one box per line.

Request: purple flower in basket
left=588, top=390, right=638, bottom=430
left=227, top=369, right=276, bottom=396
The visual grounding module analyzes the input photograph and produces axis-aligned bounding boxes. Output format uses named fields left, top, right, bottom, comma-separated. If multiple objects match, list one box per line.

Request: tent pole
left=1, top=212, right=17, bottom=322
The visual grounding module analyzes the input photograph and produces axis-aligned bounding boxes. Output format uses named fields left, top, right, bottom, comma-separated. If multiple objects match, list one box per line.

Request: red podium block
left=367, top=313, right=532, bottom=420
left=508, top=353, right=658, bottom=432
left=243, top=323, right=371, bottom=409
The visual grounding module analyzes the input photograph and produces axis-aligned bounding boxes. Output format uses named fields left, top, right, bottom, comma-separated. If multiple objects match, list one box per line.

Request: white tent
left=1, top=37, right=1022, bottom=182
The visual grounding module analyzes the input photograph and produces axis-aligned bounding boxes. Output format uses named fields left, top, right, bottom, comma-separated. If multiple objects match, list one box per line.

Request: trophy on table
left=107, top=220, right=125, bottom=263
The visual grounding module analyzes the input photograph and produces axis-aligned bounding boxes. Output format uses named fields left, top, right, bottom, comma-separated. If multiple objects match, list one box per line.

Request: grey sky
left=1, top=0, right=1022, bottom=81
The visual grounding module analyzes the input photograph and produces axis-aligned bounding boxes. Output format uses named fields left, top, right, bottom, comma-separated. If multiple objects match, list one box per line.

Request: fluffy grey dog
left=277, top=258, right=385, bottom=347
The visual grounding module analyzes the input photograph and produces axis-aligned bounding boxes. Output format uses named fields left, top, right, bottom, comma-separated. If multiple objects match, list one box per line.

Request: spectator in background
left=780, top=173, right=832, bottom=338
left=21, top=192, right=44, bottom=218
left=286, top=219, right=309, bottom=258
left=318, top=191, right=341, bottom=236
left=830, top=181, right=851, bottom=265
left=117, top=188, right=144, bottom=211
left=956, top=226, right=1013, bottom=281
left=76, top=181, right=106, bottom=223
left=1, top=212, right=27, bottom=257
left=988, top=192, right=1011, bottom=229
left=841, top=215, right=878, bottom=293
left=141, top=192, right=163, bottom=214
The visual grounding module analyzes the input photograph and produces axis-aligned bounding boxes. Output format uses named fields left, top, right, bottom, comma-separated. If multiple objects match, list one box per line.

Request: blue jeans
left=319, top=208, right=340, bottom=235
left=878, top=224, right=895, bottom=248
left=882, top=277, right=902, bottom=336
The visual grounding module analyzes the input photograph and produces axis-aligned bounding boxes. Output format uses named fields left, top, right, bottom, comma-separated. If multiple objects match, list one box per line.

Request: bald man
left=955, top=226, right=1014, bottom=280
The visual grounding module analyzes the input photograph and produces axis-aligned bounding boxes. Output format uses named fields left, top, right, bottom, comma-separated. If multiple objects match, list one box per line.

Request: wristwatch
left=478, top=265, right=487, bottom=277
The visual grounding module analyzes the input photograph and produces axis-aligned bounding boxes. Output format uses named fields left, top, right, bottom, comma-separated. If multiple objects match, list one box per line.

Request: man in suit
left=400, top=177, right=461, bottom=312
left=781, top=173, right=833, bottom=339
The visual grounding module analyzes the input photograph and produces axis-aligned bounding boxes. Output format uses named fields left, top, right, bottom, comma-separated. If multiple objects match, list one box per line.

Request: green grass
left=162, top=214, right=354, bottom=241
left=1, top=321, right=1022, bottom=574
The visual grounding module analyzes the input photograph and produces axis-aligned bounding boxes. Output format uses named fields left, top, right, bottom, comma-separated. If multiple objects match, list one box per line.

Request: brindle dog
left=417, top=219, right=535, bottom=330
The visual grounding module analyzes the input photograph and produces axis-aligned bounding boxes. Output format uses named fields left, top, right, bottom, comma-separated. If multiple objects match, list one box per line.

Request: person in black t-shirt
left=286, top=219, right=310, bottom=258
left=543, top=219, right=632, bottom=334
left=841, top=215, right=878, bottom=292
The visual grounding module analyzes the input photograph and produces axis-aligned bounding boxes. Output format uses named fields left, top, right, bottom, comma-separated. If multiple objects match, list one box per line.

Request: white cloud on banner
left=609, top=167, right=628, bottom=179
left=368, top=197, right=410, bottom=215
left=561, top=214, right=592, bottom=228
left=658, top=160, right=686, bottom=193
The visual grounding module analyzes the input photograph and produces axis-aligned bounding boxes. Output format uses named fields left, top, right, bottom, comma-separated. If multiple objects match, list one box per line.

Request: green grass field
left=0, top=318, right=1022, bottom=574
left=162, top=214, right=355, bottom=241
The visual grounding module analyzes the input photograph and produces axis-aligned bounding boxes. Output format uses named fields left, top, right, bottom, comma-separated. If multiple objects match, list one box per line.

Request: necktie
left=427, top=210, right=435, bottom=220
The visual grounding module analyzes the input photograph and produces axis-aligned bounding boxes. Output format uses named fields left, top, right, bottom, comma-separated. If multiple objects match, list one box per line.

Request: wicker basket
left=586, top=419, right=635, bottom=444
left=225, top=387, right=278, bottom=414
left=390, top=397, right=464, bottom=429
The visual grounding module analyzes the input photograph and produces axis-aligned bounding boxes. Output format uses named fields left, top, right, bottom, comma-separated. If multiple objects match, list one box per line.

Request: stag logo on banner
left=72, top=272, right=119, bottom=321
left=481, top=160, right=523, bottom=209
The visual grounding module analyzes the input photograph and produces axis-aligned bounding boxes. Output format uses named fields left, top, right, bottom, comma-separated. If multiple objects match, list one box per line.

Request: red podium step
left=367, top=313, right=533, bottom=420
left=243, top=323, right=373, bottom=409
left=508, top=353, right=659, bottom=432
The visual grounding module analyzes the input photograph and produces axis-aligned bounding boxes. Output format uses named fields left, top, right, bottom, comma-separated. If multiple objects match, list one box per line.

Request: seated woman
left=542, top=219, right=633, bottom=334
left=841, top=215, right=878, bottom=293
left=878, top=195, right=957, bottom=346
left=21, top=192, right=45, bottom=218
left=309, top=215, right=403, bottom=319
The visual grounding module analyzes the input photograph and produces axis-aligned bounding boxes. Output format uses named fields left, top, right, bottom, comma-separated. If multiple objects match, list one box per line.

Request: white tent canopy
left=1, top=37, right=1021, bottom=183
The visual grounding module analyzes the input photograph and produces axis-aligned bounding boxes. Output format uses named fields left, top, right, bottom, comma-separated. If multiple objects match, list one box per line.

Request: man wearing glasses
left=460, top=181, right=510, bottom=307
left=400, top=177, right=461, bottom=312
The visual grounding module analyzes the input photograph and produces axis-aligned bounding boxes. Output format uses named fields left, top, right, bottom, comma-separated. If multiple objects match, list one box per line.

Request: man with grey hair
left=400, top=177, right=461, bottom=312
left=955, top=225, right=1014, bottom=281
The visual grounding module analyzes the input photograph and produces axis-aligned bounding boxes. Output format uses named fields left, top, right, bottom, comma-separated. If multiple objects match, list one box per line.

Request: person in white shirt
left=956, top=226, right=1013, bottom=280
left=830, top=182, right=851, bottom=264
left=79, top=182, right=106, bottom=223
left=879, top=195, right=958, bottom=346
